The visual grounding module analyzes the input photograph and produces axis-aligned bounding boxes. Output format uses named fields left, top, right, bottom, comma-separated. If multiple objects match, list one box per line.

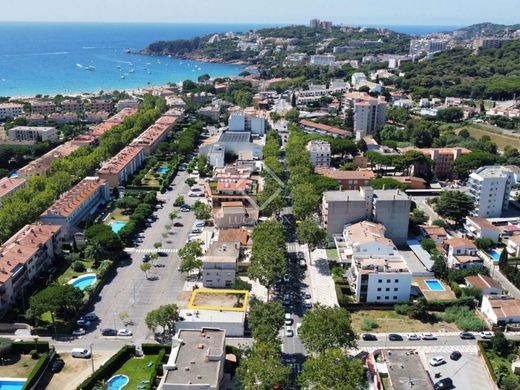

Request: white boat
left=76, top=63, right=83, bottom=68
left=121, top=75, right=126, bottom=79
left=85, top=65, right=96, bottom=71
left=129, top=69, right=135, bottom=73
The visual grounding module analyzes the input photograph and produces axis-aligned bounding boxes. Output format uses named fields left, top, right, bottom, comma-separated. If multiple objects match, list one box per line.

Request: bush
left=0, top=338, right=13, bottom=356
left=360, top=318, right=379, bottom=331
left=72, top=261, right=86, bottom=272
left=12, top=341, right=49, bottom=354
left=394, top=303, right=411, bottom=315
left=22, top=353, right=49, bottom=390
left=444, top=306, right=485, bottom=331
left=29, top=349, right=39, bottom=359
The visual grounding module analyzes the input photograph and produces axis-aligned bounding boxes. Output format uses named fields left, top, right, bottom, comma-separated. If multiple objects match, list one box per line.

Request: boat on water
left=121, top=75, right=126, bottom=79
left=76, top=63, right=83, bottom=68
left=85, top=65, right=96, bottom=71
left=147, top=71, right=151, bottom=75
left=129, top=69, right=135, bottom=73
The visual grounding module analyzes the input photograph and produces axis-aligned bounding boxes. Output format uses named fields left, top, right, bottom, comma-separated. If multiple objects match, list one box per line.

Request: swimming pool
left=110, top=221, right=127, bottom=234
left=425, top=279, right=445, bottom=291
left=69, top=274, right=97, bottom=291
left=486, top=249, right=501, bottom=261
left=0, top=379, right=26, bottom=390
left=156, top=167, right=170, bottom=174
left=107, top=374, right=129, bottom=390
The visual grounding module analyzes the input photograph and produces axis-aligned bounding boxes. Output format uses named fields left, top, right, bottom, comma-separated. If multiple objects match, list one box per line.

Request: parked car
left=304, top=292, right=311, bottom=300
left=459, top=331, right=475, bottom=340
left=117, top=329, right=133, bottom=337
left=193, top=221, right=205, bottom=228
left=76, top=319, right=91, bottom=327
left=173, top=222, right=184, bottom=227
left=180, top=205, right=191, bottom=212
left=82, top=312, right=98, bottom=321
left=388, top=333, right=403, bottom=341
left=72, top=328, right=86, bottom=336
left=407, top=333, right=421, bottom=341
left=51, top=358, right=65, bottom=373
left=283, top=274, right=290, bottom=283
left=296, top=323, right=302, bottom=336
left=422, top=333, right=437, bottom=340
left=143, top=254, right=150, bottom=263
left=191, top=228, right=202, bottom=234
left=434, top=378, right=454, bottom=390
left=429, top=356, right=446, bottom=367
left=101, top=328, right=117, bottom=336
left=450, top=351, right=462, bottom=361
left=299, top=259, right=307, bottom=269
left=362, top=333, right=378, bottom=341
left=71, top=348, right=91, bottom=358
left=304, top=298, right=312, bottom=309
left=480, top=331, right=493, bottom=339
left=284, top=313, right=293, bottom=325
left=285, top=326, right=294, bottom=337
left=283, top=294, right=291, bottom=305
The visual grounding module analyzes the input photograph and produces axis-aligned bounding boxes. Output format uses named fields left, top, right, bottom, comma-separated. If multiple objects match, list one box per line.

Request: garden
left=479, top=332, right=520, bottom=390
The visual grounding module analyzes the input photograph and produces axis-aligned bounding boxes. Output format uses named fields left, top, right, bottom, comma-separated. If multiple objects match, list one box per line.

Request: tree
left=297, top=218, right=326, bottom=251
left=420, top=238, right=436, bottom=253
left=84, top=224, right=123, bottom=253
left=410, top=208, right=428, bottom=226
left=356, top=138, right=367, bottom=153
left=192, top=201, right=212, bottom=220
left=28, top=284, right=84, bottom=324
left=368, top=177, right=406, bottom=191
left=299, top=348, right=367, bottom=390
left=145, top=304, right=179, bottom=336
left=236, top=342, right=290, bottom=390
left=435, top=191, right=474, bottom=225
left=451, top=151, right=497, bottom=179
left=300, top=304, right=356, bottom=354
left=84, top=241, right=104, bottom=264
left=174, top=196, right=185, bottom=207
left=491, top=330, right=512, bottom=357
left=292, top=182, right=320, bottom=220
left=285, top=108, right=300, bottom=123
left=140, top=263, right=152, bottom=279
left=169, top=211, right=178, bottom=221
left=431, top=253, right=448, bottom=279
left=247, top=297, right=284, bottom=343
left=178, top=241, right=203, bottom=275
left=436, top=107, right=464, bottom=122
left=0, top=338, right=13, bottom=357
left=432, top=219, right=448, bottom=228
left=475, top=237, right=494, bottom=250
left=499, top=250, right=509, bottom=271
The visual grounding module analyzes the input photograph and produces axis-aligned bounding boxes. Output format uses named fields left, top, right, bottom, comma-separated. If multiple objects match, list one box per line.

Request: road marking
left=125, top=248, right=179, bottom=253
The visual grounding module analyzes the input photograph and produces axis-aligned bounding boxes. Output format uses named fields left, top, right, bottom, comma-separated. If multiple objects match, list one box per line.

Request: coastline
left=134, top=49, right=253, bottom=66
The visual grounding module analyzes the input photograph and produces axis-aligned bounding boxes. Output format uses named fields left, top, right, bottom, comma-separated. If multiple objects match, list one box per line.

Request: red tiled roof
left=299, top=120, right=350, bottom=136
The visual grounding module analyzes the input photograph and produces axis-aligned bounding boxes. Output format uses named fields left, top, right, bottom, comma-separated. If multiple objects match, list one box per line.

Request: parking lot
left=425, top=351, right=494, bottom=390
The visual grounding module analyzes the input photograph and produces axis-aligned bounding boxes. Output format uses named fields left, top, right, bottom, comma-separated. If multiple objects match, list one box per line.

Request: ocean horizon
left=0, top=22, right=460, bottom=97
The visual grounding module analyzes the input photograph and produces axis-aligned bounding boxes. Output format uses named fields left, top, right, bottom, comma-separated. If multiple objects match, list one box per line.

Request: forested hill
left=393, top=39, right=520, bottom=100
left=450, top=22, right=520, bottom=38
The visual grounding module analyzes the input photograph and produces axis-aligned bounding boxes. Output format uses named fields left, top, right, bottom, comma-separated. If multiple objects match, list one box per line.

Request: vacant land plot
left=0, top=354, right=38, bottom=377
left=458, top=125, right=520, bottom=151
left=189, top=289, right=248, bottom=311
left=350, top=309, right=459, bottom=333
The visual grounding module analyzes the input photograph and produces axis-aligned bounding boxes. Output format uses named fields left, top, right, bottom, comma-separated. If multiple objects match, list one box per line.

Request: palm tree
left=85, top=241, right=103, bottom=265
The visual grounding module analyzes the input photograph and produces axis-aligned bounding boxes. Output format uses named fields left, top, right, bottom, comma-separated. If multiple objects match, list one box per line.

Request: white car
left=72, top=328, right=86, bottom=336
left=117, top=329, right=133, bottom=337
left=285, top=326, right=294, bottom=337
left=429, top=356, right=446, bottom=367
left=407, top=333, right=421, bottom=341
left=284, top=313, right=293, bottom=325
left=480, top=331, right=494, bottom=339
left=422, top=333, right=437, bottom=340
left=304, top=298, right=312, bottom=308
left=296, top=323, right=302, bottom=336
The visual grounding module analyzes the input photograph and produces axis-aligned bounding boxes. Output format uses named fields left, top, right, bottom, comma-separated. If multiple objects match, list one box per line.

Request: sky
left=2, top=0, right=519, bottom=26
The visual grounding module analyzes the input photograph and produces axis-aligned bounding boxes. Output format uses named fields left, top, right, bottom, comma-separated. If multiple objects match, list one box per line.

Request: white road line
left=125, top=248, right=179, bottom=253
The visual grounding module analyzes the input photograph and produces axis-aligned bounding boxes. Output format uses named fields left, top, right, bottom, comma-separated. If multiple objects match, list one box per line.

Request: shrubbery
left=443, top=306, right=485, bottom=331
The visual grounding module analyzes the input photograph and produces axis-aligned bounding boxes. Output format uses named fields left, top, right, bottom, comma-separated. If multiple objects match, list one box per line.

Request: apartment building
left=88, top=99, right=113, bottom=112
left=0, top=103, right=23, bottom=120
left=228, top=108, right=267, bottom=135
left=131, top=115, right=177, bottom=155
left=40, top=177, right=110, bottom=237
left=473, top=38, right=502, bottom=50
left=307, top=140, right=331, bottom=167
left=0, top=223, right=62, bottom=315
left=30, top=101, right=56, bottom=115
left=464, top=216, right=501, bottom=242
left=60, top=99, right=84, bottom=112
left=0, top=177, right=26, bottom=206
left=98, top=145, right=146, bottom=188
left=310, top=54, right=336, bottom=66
left=314, top=168, right=375, bottom=190
left=354, top=99, right=387, bottom=140
left=444, top=238, right=482, bottom=269
left=8, top=126, right=57, bottom=143
left=506, top=235, right=520, bottom=258
left=115, top=99, right=140, bottom=111
left=207, top=144, right=225, bottom=168
left=399, top=147, right=471, bottom=178
left=213, top=202, right=258, bottom=229
left=159, top=328, right=225, bottom=390
left=48, top=112, right=78, bottom=124
left=409, top=39, right=447, bottom=56
left=322, top=187, right=411, bottom=244
left=202, top=241, right=240, bottom=288
left=467, top=166, right=513, bottom=218
left=299, top=119, right=350, bottom=137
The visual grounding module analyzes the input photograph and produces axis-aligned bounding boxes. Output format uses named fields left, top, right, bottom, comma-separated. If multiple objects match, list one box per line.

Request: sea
left=0, top=23, right=460, bottom=97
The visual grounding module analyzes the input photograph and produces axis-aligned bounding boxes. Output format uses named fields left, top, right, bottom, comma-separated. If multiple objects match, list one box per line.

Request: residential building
left=115, top=99, right=140, bottom=111
left=444, top=238, right=482, bottom=269
left=307, top=140, right=331, bottom=167
left=98, top=145, right=146, bottom=188
left=354, top=99, right=387, bottom=140
left=200, top=132, right=263, bottom=160
left=420, top=225, right=448, bottom=244
left=506, top=235, right=520, bottom=257
left=60, top=99, right=84, bottom=112
left=465, top=275, right=503, bottom=295
left=322, top=187, right=411, bottom=244
left=399, top=147, right=471, bottom=178
left=310, top=54, right=336, bottom=66
left=464, top=216, right=501, bottom=242
left=40, top=177, right=111, bottom=237
left=481, top=295, right=520, bottom=325
left=48, top=112, right=78, bottom=124
left=299, top=119, right=351, bottom=137
left=409, top=39, right=447, bottom=56
left=286, top=53, right=307, bottom=63
left=202, top=241, right=240, bottom=288
left=384, top=176, right=426, bottom=189
left=217, top=228, right=252, bottom=248
left=85, top=111, right=110, bottom=123
left=24, top=114, right=45, bottom=125
left=159, top=328, right=225, bottom=390
left=198, top=106, right=221, bottom=122
left=30, top=101, right=56, bottom=114
left=473, top=38, right=502, bottom=50
left=0, top=103, right=23, bottom=120
left=175, top=310, right=245, bottom=337
left=0, top=223, right=62, bottom=315
left=228, top=108, right=267, bottom=135
left=351, top=73, right=367, bottom=88
left=131, top=115, right=177, bottom=155
left=8, top=126, right=57, bottom=142
left=213, top=202, right=258, bottom=229
left=205, top=176, right=258, bottom=209
left=88, top=99, right=113, bottom=112
left=207, top=144, right=225, bottom=168
left=467, top=166, right=513, bottom=218
left=0, top=177, right=26, bottom=205
left=314, top=168, right=375, bottom=190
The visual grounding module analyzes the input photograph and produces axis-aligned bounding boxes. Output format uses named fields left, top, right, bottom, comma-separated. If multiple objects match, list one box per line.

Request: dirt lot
left=192, top=291, right=246, bottom=309
left=0, top=355, right=38, bottom=377
left=47, top=351, right=113, bottom=390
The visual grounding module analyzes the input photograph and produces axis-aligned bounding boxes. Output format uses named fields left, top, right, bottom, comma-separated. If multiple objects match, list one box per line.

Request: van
left=71, top=348, right=91, bottom=358
left=83, top=312, right=97, bottom=321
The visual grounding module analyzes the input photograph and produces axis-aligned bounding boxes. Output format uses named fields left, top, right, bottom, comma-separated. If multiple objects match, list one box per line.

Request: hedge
left=12, top=341, right=50, bottom=354
left=478, top=341, right=497, bottom=382
left=76, top=345, right=136, bottom=390
left=426, top=297, right=476, bottom=311
left=143, top=348, right=167, bottom=390
left=22, top=352, right=50, bottom=390
left=141, top=343, right=169, bottom=355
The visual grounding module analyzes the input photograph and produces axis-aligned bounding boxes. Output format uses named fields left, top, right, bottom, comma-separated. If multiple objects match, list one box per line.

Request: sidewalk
left=308, top=248, right=339, bottom=307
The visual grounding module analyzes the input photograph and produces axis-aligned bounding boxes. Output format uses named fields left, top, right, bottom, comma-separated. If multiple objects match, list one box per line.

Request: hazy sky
left=2, top=0, right=519, bottom=25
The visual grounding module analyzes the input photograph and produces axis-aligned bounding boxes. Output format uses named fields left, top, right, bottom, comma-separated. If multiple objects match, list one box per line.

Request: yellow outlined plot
left=188, top=288, right=249, bottom=312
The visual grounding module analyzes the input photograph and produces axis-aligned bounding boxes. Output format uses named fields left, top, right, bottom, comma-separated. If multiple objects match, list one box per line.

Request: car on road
left=449, top=350, right=462, bottom=361
left=433, top=377, right=454, bottom=390
left=101, top=328, right=117, bottom=336
left=117, top=329, right=133, bottom=337
left=180, top=205, right=191, bottom=212
left=480, top=331, right=493, bottom=339
left=76, top=319, right=91, bottom=327
left=429, top=356, right=446, bottom=367
left=71, top=348, right=91, bottom=358
left=362, top=333, right=378, bottom=341
left=142, top=254, right=151, bottom=263
left=191, top=227, right=202, bottom=234
left=285, top=326, right=294, bottom=337
left=51, top=358, right=65, bottom=373
left=422, top=333, right=437, bottom=340
left=407, top=333, right=421, bottom=341
left=189, top=192, right=204, bottom=197
left=173, top=222, right=184, bottom=227
left=284, top=313, right=293, bottom=325
left=193, top=221, right=205, bottom=228
left=388, top=333, right=403, bottom=341
left=72, top=328, right=86, bottom=336
left=283, top=293, right=291, bottom=305
left=82, top=312, right=98, bottom=321
left=157, top=251, right=168, bottom=257
left=283, top=274, right=290, bottom=283
left=304, top=298, right=312, bottom=308
left=459, top=331, right=475, bottom=340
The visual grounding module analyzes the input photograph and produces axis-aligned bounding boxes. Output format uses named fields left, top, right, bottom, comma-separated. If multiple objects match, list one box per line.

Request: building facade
left=307, top=140, right=331, bottom=167
left=202, top=241, right=239, bottom=288
left=468, top=166, right=513, bottom=218
left=98, top=145, right=146, bottom=188
left=8, top=126, right=57, bottom=142
left=354, top=99, right=387, bottom=140
left=0, top=103, right=23, bottom=120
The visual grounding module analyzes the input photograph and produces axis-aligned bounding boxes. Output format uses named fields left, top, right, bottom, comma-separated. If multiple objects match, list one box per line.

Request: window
left=394, top=288, right=398, bottom=291
left=386, top=279, right=391, bottom=283
left=393, top=296, right=397, bottom=300
left=376, top=296, right=381, bottom=300
left=386, top=288, right=390, bottom=291
left=377, top=288, right=381, bottom=291
left=378, top=279, right=382, bottom=283
left=385, top=296, right=389, bottom=300
left=394, top=279, right=399, bottom=283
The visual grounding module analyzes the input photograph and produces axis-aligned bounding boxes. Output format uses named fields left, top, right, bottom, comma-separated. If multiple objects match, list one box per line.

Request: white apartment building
left=228, top=109, right=266, bottom=135
left=202, top=241, right=239, bottom=288
left=354, top=99, right=387, bottom=140
left=307, top=140, right=331, bottom=167
left=207, top=144, right=225, bottom=168
left=445, top=238, right=482, bottom=269
left=115, top=99, right=140, bottom=111
left=8, top=126, right=58, bottom=142
left=409, top=39, right=447, bottom=56
left=464, top=216, right=501, bottom=242
left=0, top=103, right=23, bottom=120
left=351, top=73, right=367, bottom=88
left=310, top=54, right=336, bottom=66
left=506, top=235, right=520, bottom=258
left=467, top=166, right=513, bottom=218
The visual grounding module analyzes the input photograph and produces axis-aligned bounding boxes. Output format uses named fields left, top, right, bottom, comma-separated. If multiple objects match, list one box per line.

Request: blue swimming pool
left=110, top=221, right=127, bottom=234
left=70, top=274, right=97, bottom=291
left=0, top=379, right=26, bottom=390
left=425, top=279, right=445, bottom=291
left=486, top=249, right=501, bottom=261
left=157, top=167, right=170, bottom=174
left=107, top=374, right=129, bottom=390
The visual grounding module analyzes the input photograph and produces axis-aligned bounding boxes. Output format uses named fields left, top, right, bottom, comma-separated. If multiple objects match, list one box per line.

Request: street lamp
left=90, top=343, right=94, bottom=373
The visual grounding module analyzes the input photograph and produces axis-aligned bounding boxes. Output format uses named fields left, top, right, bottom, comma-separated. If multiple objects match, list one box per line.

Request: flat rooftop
left=219, top=131, right=251, bottom=143
left=381, top=349, right=434, bottom=390
left=178, top=309, right=245, bottom=324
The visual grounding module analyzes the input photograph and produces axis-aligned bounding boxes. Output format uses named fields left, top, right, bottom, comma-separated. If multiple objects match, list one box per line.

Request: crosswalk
left=125, top=248, right=179, bottom=254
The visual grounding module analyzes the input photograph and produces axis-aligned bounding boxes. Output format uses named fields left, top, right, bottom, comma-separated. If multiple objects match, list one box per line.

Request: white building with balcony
left=467, top=166, right=513, bottom=218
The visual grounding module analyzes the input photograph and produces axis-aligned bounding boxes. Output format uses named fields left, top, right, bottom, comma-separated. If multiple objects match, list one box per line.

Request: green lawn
left=0, top=354, right=39, bottom=377
left=114, top=353, right=161, bottom=389
left=105, top=207, right=131, bottom=223
left=57, top=259, right=95, bottom=284
left=325, top=248, right=339, bottom=260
